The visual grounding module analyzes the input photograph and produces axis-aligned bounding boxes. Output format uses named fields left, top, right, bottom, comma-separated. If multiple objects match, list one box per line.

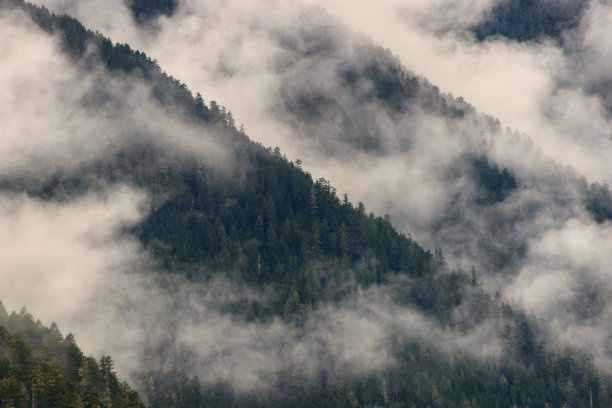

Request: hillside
left=2, top=0, right=612, bottom=407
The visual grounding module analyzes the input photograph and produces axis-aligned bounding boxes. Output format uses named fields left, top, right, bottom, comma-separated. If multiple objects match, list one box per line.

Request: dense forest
left=0, top=302, right=144, bottom=407
left=2, top=0, right=612, bottom=406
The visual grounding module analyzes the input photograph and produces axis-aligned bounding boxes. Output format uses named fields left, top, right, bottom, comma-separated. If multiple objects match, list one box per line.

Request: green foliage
left=136, top=149, right=431, bottom=289
left=3, top=1, right=612, bottom=407
left=0, top=307, right=144, bottom=408
left=0, top=0, right=434, bottom=316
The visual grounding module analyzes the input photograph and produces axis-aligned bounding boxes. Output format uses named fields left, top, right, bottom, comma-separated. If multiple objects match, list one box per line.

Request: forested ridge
left=2, top=0, right=612, bottom=406
left=0, top=0, right=433, bottom=311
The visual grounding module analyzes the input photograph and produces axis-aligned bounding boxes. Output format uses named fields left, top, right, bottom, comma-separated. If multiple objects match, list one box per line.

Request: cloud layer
left=7, top=0, right=612, bottom=392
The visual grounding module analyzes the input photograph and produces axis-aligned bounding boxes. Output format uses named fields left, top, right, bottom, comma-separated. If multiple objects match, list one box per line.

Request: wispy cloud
left=9, top=0, right=612, bottom=389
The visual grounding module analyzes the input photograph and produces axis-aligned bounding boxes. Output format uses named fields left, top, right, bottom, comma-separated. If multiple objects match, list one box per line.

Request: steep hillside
left=0, top=0, right=432, bottom=306
left=2, top=0, right=612, bottom=407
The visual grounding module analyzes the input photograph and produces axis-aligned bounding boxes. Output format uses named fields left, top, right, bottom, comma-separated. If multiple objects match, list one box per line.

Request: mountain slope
left=2, top=0, right=612, bottom=407
left=0, top=0, right=432, bottom=303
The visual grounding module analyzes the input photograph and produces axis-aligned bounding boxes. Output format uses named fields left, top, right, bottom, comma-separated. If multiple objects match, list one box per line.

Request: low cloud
left=0, top=4, right=507, bottom=396
left=0, top=186, right=149, bottom=365
left=0, top=184, right=503, bottom=393
left=0, top=7, right=232, bottom=181
left=507, top=218, right=612, bottom=366
left=10, top=0, right=612, bottom=391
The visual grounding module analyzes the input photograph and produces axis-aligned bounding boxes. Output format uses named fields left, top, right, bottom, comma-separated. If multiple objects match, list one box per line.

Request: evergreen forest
left=2, top=0, right=612, bottom=407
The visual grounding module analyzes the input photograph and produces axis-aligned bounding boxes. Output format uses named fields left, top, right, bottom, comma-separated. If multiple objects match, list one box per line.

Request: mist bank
left=3, top=0, right=612, bottom=405
left=123, top=0, right=612, bottom=374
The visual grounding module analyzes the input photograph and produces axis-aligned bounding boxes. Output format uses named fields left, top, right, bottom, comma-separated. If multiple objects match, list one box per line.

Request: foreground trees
left=0, top=305, right=144, bottom=408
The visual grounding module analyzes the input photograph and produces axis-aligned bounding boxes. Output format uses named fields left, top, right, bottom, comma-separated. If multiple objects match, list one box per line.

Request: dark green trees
left=2, top=1, right=612, bottom=407
left=0, top=305, right=144, bottom=408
